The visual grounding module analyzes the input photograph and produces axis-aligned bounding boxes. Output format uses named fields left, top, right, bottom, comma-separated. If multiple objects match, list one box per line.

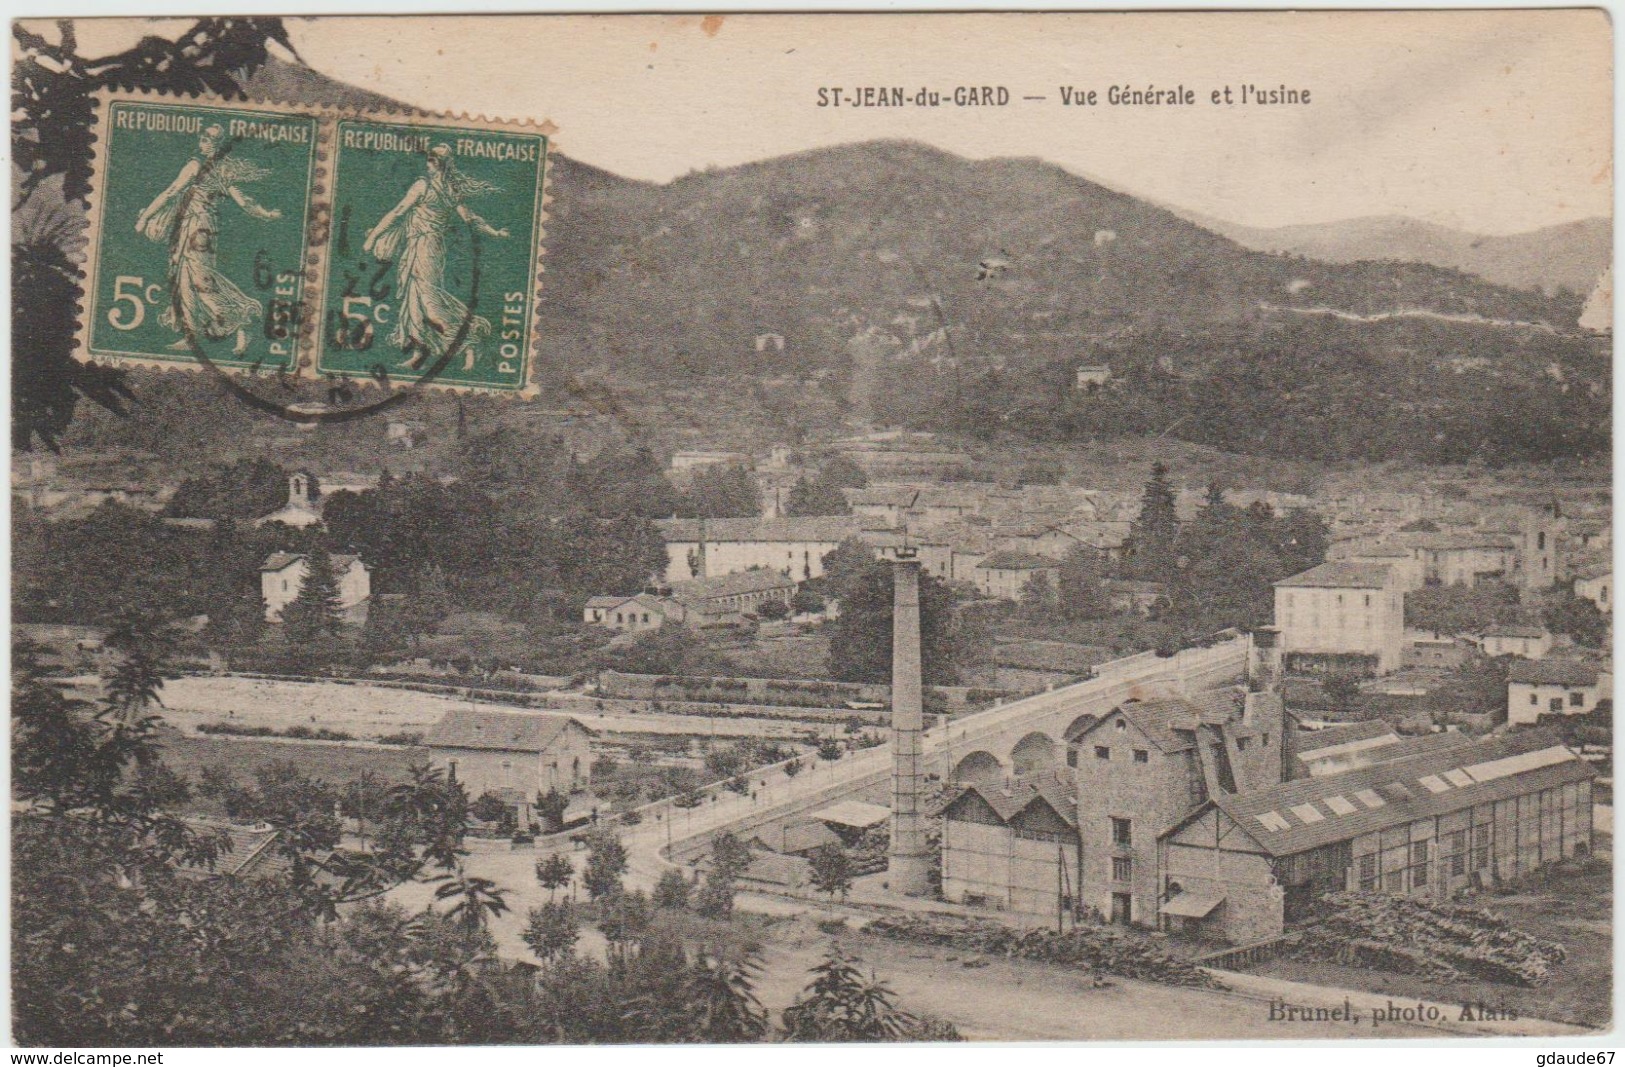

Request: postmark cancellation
left=76, top=90, right=553, bottom=398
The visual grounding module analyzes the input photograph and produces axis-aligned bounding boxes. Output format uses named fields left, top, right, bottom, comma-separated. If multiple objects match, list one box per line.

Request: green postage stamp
left=81, top=97, right=320, bottom=373
left=79, top=92, right=551, bottom=395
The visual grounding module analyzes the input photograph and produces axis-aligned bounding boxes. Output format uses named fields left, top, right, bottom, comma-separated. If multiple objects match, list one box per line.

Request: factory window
left=1570, top=690, right=1586, bottom=707
left=1133, top=749, right=1148, bottom=764
left=1095, top=746, right=1111, bottom=761
left=1115, top=719, right=1127, bottom=731
left=1358, top=854, right=1377, bottom=891
left=1385, top=870, right=1402, bottom=893
left=1111, top=817, right=1132, bottom=847
left=1262, top=733, right=1271, bottom=747
left=1538, top=532, right=1546, bottom=550
left=1474, top=825, right=1491, bottom=870
left=1410, top=841, right=1429, bottom=888
left=1530, top=693, right=1539, bottom=706
left=1111, top=857, right=1133, bottom=883
left=1237, top=738, right=1249, bottom=751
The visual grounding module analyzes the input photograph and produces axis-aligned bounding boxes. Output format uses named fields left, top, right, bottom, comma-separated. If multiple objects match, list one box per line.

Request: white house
left=260, top=551, right=371, bottom=623
left=1507, top=659, right=1608, bottom=725
left=584, top=594, right=687, bottom=633
left=974, top=551, right=1059, bottom=601
left=1478, top=626, right=1553, bottom=660
left=423, top=710, right=595, bottom=824
left=1273, top=561, right=1405, bottom=676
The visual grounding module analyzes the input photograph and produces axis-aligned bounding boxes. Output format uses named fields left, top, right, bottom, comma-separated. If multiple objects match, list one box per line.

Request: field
left=1242, top=858, right=1613, bottom=1030
left=154, top=675, right=833, bottom=743
left=157, top=728, right=423, bottom=803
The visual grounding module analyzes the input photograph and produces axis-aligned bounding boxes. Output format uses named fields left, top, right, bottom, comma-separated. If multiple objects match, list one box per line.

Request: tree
left=164, top=459, right=290, bottom=521
left=1322, top=673, right=1365, bottom=718
left=809, top=844, right=854, bottom=906
left=755, top=598, right=790, bottom=621
left=282, top=544, right=346, bottom=643
left=582, top=829, right=630, bottom=901
left=1018, top=571, right=1056, bottom=616
left=679, top=464, right=761, bottom=519
left=709, top=831, right=752, bottom=882
left=693, top=870, right=737, bottom=921
left=535, top=788, right=569, bottom=832
left=818, top=454, right=869, bottom=489
left=781, top=949, right=916, bottom=1042
left=596, top=624, right=731, bottom=677
left=679, top=950, right=769, bottom=1042
left=1544, top=591, right=1609, bottom=648
left=1057, top=543, right=1111, bottom=621
left=1124, top=461, right=1180, bottom=581
left=1406, top=580, right=1529, bottom=638
left=535, top=854, right=575, bottom=901
left=522, top=900, right=580, bottom=965
left=597, top=889, right=653, bottom=962
left=791, top=587, right=826, bottom=616
left=782, top=757, right=803, bottom=780
left=784, top=474, right=851, bottom=517
left=824, top=555, right=981, bottom=685
left=652, top=869, right=692, bottom=911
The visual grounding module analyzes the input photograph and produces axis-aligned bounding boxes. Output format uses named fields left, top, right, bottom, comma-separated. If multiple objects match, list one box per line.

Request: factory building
left=937, top=683, right=1594, bottom=938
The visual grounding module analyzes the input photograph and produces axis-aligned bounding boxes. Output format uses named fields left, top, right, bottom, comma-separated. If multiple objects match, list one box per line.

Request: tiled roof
left=655, top=516, right=879, bottom=544
left=1192, top=728, right=1593, bottom=857
left=671, top=569, right=796, bottom=601
left=943, top=772, right=1077, bottom=828
left=1508, top=659, right=1601, bottom=687
left=1274, top=562, right=1394, bottom=589
left=259, top=551, right=362, bottom=572
left=423, top=710, right=591, bottom=752
left=1079, top=690, right=1245, bottom=753
left=1482, top=625, right=1549, bottom=640
left=176, top=819, right=292, bottom=879
left=1294, top=719, right=1397, bottom=755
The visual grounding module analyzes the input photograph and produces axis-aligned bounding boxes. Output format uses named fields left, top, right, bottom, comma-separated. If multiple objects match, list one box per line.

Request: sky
left=55, top=11, right=1615, bottom=234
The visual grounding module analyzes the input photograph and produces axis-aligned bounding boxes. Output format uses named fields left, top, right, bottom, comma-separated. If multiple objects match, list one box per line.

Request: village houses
left=259, top=551, right=371, bottom=623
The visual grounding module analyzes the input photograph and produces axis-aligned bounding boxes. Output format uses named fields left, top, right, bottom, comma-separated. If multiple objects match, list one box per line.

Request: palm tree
left=782, top=948, right=915, bottom=1041
left=681, top=948, right=768, bottom=1043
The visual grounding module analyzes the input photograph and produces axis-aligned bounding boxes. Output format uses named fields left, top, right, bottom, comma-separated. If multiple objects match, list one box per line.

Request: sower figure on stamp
left=135, top=124, right=282, bottom=356
left=364, top=143, right=509, bottom=372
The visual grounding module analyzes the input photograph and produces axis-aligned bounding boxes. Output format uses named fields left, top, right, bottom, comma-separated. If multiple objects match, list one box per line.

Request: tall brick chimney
left=887, top=551, right=932, bottom=895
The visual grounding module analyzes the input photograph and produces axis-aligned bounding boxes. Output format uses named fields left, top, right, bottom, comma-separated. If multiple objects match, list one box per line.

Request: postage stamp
left=80, top=96, right=320, bottom=373
left=314, top=115, right=550, bottom=394
left=78, top=93, right=550, bottom=398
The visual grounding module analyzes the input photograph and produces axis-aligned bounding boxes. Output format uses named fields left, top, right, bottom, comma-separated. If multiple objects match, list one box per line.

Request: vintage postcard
left=9, top=10, right=1614, bottom=1050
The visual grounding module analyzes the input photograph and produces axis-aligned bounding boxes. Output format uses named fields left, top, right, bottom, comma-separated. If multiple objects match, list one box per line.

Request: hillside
left=1182, top=212, right=1611, bottom=298
left=53, top=59, right=1599, bottom=471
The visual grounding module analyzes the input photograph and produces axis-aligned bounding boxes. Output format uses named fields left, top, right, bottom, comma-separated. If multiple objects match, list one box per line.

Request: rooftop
left=655, top=516, right=879, bottom=544
left=1079, top=690, right=1246, bottom=753
left=1275, top=561, right=1394, bottom=590
left=423, top=710, right=592, bottom=753
left=1191, top=728, right=1593, bottom=857
left=671, top=569, right=796, bottom=601
left=259, top=551, right=362, bottom=572
left=1508, top=659, right=1602, bottom=687
left=977, top=550, right=1058, bottom=571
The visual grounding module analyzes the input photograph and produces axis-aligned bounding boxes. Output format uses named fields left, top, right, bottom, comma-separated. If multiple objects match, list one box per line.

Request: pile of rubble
left=1289, top=892, right=1568, bottom=987
left=865, top=914, right=1223, bottom=989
